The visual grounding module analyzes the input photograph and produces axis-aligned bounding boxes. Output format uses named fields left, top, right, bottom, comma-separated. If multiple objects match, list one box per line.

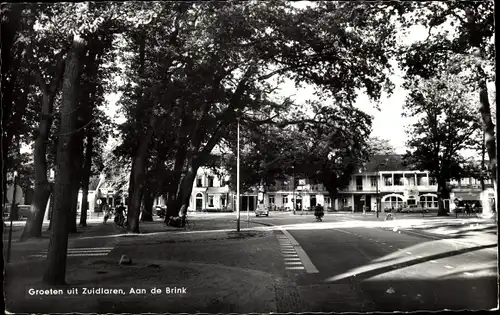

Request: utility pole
left=292, top=166, right=295, bottom=215
left=7, top=171, right=18, bottom=263
left=376, top=167, right=380, bottom=219
left=236, top=117, right=241, bottom=232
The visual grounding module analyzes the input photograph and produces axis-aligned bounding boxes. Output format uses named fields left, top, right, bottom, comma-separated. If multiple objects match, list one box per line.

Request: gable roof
left=363, top=154, right=411, bottom=172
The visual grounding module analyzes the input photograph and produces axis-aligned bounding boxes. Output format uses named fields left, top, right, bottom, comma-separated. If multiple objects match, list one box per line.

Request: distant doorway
left=196, top=193, right=203, bottom=211
left=310, top=195, right=317, bottom=208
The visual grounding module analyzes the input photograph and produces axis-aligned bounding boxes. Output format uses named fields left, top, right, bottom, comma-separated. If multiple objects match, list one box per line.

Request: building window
left=420, top=195, right=438, bottom=208
left=394, top=174, right=403, bottom=186
left=196, top=177, right=202, bottom=187
left=324, top=196, right=331, bottom=207
left=383, top=195, right=403, bottom=210
left=208, top=176, right=214, bottom=187
left=269, top=195, right=275, bottom=205
left=370, top=176, right=377, bottom=187
left=221, top=195, right=226, bottom=207
left=356, top=176, right=363, bottom=191
left=429, top=177, right=437, bottom=185
left=383, top=174, right=392, bottom=186
left=208, top=195, right=214, bottom=207
left=283, top=195, right=288, bottom=204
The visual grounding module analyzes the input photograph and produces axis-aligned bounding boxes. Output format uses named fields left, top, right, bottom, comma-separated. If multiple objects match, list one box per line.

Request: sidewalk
left=4, top=218, right=306, bottom=313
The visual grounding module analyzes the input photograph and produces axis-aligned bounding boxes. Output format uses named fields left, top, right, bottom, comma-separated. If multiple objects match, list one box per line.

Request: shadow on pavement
left=326, top=243, right=497, bottom=283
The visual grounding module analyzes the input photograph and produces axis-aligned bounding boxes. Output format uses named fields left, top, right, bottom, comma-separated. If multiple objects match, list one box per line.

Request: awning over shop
left=453, top=191, right=481, bottom=201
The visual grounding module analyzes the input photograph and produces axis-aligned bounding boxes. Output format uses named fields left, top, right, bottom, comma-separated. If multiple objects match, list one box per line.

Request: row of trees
left=399, top=1, right=496, bottom=216
left=1, top=1, right=495, bottom=284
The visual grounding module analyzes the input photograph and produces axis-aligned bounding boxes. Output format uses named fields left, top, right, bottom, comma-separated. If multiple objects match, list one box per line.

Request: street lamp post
left=236, top=117, right=241, bottom=232
left=376, top=168, right=380, bottom=219
left=292, top=166, right=296, bottom=215
left=7, top=171, right=18, bottom=263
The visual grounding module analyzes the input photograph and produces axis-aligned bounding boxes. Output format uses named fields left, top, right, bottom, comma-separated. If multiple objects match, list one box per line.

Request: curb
left=246, top=219, right=319, bottom=273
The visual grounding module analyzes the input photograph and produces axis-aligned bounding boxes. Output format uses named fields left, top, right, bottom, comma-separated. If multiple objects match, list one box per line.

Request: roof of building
left=363, top=154, right=412, bottom=172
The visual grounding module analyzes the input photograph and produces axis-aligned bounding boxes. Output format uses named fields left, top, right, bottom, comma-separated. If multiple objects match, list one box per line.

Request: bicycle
left=114, top=213, right=126, bottom=228
left=165, top=215, right=195, bottom=230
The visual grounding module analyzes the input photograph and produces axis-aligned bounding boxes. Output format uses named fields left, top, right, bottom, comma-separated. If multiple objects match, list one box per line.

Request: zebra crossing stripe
left=284, top=257, right=301, bottom=260
left=285, top=266, right=305, bottom=270
left=68, top=247, right=113, bottom=251
left=284, top=261, right=303, bottom=265
left=30, top=247, right=113, bottom=258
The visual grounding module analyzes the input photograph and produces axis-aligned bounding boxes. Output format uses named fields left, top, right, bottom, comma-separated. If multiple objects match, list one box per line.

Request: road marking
left=284, top=257, right=301, bottom=261
left=445, top=265, right=454, bottom=269
left=406, top=252, right=412, bottom=255
left=430, top=260, right=437, bottom=263
left=284, top=261, right=303, bottom=265
left=68, top=247, right=114, bottom=251
left=464, top=272, right=473, bottom=276
left=33, top=253, right=109, bottom=258
left=416, top=255, right=423, bottom=258
left=29, top=247, right=113, bottom=259
left=281, top=229, right=318, bottom=273
left=285, top=266, right=305, bottom=270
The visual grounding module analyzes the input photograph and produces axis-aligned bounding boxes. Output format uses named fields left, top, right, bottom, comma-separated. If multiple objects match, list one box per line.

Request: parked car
left=400, top=205, right=429, bottom=213
left=255, top=204, right=269, bottom=217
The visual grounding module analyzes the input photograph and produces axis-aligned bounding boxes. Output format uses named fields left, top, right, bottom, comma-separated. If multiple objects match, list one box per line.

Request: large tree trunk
left=68, top=121, right=84, bottom=234
left=436, top=178, right=449, bottom=216
left=477, top=65, right=496, bottom=184
left=140, top=187, right=154, bottom=221
left=127, top=128, right=153, bottom=232
left=21, top=58, right=65, bottom=240
left=79, top=134, right=93, bottom=226
left=43, top=35, right=87, bottom=285
left=175, top=160, right=200, bottom=215
left=166, top=146, right=188, bottom=217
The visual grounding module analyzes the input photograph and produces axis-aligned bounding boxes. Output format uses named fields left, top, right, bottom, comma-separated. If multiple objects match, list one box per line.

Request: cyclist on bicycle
left=115, top=203, right=126, bottom=226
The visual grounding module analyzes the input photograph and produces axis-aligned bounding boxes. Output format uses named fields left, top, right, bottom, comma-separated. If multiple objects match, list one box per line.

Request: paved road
left=251, top=212, right=498, bottom=312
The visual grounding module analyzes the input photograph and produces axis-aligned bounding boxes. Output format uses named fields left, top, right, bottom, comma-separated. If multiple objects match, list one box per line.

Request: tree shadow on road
left=325, top=243, right=497, bottom=283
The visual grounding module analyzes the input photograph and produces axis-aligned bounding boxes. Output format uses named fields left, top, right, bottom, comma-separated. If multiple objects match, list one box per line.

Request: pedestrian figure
left=465, top=203, right=471, bottom=216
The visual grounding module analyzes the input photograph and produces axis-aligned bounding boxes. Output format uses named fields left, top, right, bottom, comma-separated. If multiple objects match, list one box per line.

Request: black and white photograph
left=2, top=1, right=498, bottom=313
